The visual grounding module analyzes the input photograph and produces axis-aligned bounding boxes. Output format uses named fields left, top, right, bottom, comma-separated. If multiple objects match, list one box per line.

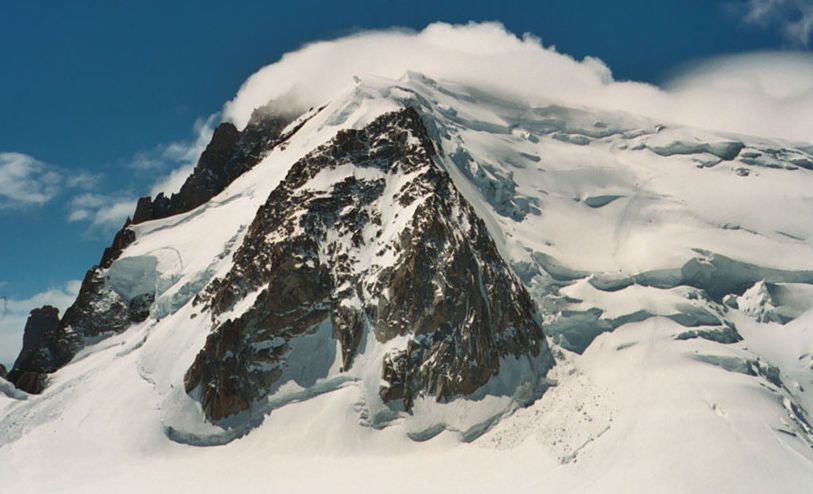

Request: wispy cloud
left=128, top=115, right=216, bottom=196
left=0, top=153, right=131, bottom=230
left=739, top=0, right=813, bottom=47
left=0, top=118, right=213, bottom=230
left=129, top=150, right=165, bottom=171
left=0, top=280, right=81, bottom=368
left=0, top=152, right=61, bottom=209
left=66, top=170, right=100, bottom=190
left=0, top=152, right=103, bottom=213
left=149, top=165, right=195, bottom=197
left=57, top=115, right=216, bottom=230
left=67, top=193, right=136, bottom=229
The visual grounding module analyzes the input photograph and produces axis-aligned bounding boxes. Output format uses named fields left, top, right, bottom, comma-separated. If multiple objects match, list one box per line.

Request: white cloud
left=741, top=0, right=813, bottom=47
left=129, top=150, right=164, bottom=171
left=65, top=170, right=100, bottom=190
left=0, top=152, right=61, bottom=208
left=170, top=115, right=218, bottom=162
left=148, top=115, right=216, bottom=196
left=223, top=22, right=614, bottom=129
left=117, top=115, right=217, bottom=199
left=222, top=21, right=813, bottom=143
left=67, top=209, right=90, bottom=222
left=53, top=113, right=214, bottom=230
left=663, top=52, right=813, bottom=141
left=67, top=193, right=136, bottom=229
left=93, top=200, right=136, bottom=227
left=150, top=165, right=194, bottom=197
left=0, top=280, right=81, bottom=368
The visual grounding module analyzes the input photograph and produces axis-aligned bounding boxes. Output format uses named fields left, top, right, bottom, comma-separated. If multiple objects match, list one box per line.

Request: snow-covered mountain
left=3, top=72, right=813, bottom=493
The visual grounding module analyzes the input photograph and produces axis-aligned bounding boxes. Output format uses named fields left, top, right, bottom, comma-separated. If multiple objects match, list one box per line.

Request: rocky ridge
left=7, top=106, right=307, bottom=394
left=133, top=104, right=305, bottom=224
left=185, top=107, right=551, bottom=421
left=7, top=225, right=137, bottom=394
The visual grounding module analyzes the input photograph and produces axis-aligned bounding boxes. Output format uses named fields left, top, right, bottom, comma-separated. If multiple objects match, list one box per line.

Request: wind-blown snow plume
left=224, top=21, right=813, bottom=142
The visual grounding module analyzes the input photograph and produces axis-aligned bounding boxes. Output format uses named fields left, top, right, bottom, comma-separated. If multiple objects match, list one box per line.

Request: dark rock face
left=8, top=221, right=137, bottom=394
left=133, top=106, right=305, bottom=224
left=374, top=193, right=545, bottom=408
left=0, top=364, right=7, bottom=380
left=132, top=123, right=239, bottom=224
left=7, top=306, right=61, bottom=393
left=68, top=282, right=124, bottom=337
left=8, top=371, right=47, bottom=394
left=100, top=219, right=136, bottom=268
left=186, top=108, right=550, bottom=420
left=128, top=293, right=155, bottom=323
left=13, top=306, right=60, bottom=366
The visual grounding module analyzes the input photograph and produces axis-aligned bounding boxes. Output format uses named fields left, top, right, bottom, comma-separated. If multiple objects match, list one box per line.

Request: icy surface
left=105, top=255, right=159, bottom=301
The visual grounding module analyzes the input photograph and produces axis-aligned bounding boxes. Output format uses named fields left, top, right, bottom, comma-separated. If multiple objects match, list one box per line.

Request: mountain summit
left=3, top=73, right=813, bottom=492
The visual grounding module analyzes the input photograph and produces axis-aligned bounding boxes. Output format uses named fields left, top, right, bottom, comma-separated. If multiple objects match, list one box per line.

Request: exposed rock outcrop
left=7, top=305, right=61, bottom=393
left=100, top=219, right=136, bottom=268
left=133, top=105, right=304, bottom=224
left=186, top=108, right=551, bottom=420
left=6, top=105, right=311, bottom=395
left=8, top=220, right=137, bottom=393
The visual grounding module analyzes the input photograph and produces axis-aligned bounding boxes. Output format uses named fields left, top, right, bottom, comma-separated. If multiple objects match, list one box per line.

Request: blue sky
left=0, top=0, right=811, bottom=364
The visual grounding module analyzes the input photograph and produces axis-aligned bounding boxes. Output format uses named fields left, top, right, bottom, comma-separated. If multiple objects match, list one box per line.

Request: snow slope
left=2, top=73, right=813, bottom=493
